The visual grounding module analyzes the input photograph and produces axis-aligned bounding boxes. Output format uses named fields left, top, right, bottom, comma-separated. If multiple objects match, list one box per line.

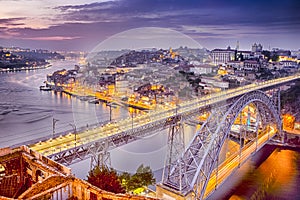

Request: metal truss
left=47, top=105, right=212, bottom=166
left=162, top=90, right=282, bottom=199
left=48, top=117, right=168, bottom=166
left=162, top=115, right=185, bottom=183
left=90, top=140, right=111, bottom=170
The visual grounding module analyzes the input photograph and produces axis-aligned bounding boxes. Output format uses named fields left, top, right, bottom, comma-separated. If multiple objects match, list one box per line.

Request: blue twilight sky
left=0, top=0, right=299, bottom=51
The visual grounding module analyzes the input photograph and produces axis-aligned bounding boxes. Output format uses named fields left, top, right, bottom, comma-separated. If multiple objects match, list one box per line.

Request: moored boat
left=39, top=85, right=52, bottom=91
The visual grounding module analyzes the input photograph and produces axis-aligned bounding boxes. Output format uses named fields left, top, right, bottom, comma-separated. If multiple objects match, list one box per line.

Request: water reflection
left=209, top=146, right=300, bottom=200
left=242, top=148, right=300, bottom=200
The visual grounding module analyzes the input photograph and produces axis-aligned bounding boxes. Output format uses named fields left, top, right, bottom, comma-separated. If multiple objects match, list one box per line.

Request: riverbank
left=0, top=64, right=52, bottom=73
left=61, top=87, right=155, bottom=110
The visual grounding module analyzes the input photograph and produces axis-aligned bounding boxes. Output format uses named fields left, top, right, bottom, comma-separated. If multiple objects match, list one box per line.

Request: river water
left=0, top=60, right=299, bottom=199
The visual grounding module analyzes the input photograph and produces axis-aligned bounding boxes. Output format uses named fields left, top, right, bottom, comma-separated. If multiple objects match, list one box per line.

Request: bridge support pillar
left=90, top=141, right=111, bottom=170
left=162, top=116, right=185, bottom=183
left=156, top=184, right=192, bottom=200
left=270, top=88, right=284, bottom=141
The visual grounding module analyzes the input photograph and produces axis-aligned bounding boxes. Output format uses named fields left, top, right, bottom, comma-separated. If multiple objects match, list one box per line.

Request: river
left=0, top=60, right=299, bottom=199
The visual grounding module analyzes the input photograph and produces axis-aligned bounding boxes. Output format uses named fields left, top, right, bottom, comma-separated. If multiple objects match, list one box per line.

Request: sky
left=0, top=0, right=300, bottom=51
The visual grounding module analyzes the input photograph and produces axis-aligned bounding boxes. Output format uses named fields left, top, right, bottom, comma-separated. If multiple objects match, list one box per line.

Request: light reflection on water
left=208, top=145, right=300, bottom=200
left=0, top=60, right=115, bottom=147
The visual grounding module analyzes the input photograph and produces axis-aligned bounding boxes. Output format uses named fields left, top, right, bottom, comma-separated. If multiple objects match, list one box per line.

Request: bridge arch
left=162, top=90, right=282, bottom=199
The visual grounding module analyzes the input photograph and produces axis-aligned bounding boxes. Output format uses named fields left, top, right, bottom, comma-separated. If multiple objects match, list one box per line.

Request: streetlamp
left=69, top=123, right=77, bottom=147
left=129, top=109, right=135, bottom=132
left=52, top=118, right=59, bottom=138
left=107, top=102, right=117, bottom=121
left=131, top=112, right=134, bottom=131
left=174, top=97, right=180, bottom=116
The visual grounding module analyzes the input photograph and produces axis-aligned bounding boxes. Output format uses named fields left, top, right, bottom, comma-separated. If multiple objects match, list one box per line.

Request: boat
left=39, top=85, right=52, bottom=91
left=88, top=98, right=100, bottom=104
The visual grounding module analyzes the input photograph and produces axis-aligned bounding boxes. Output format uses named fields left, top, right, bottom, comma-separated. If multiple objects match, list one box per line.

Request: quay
left=269, top=130, right=300, bottom=149
left=0, top=64, right=51, bottom=73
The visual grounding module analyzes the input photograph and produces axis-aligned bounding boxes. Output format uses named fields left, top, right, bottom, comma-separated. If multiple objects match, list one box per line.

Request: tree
left=262, top=50, right=271, bottom=60
left=135, top=164, right=156, bottom=187
left=261, top=50, right=279, bottom=62
left=270, top=54, right=279, bottom=62
left=125, top=164, right=156, bottom=193
left=87, top=166, right=125, bottom=194
left=118, top=164, right=156, bottom=194
left=88, top=165, right=155, bottom=195
left=281, top=80, right=300, bottom=109
left=119, top=171, right=131, bottom=191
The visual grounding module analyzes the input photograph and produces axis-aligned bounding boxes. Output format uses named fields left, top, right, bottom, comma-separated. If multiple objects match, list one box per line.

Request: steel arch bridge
left=161, top=90, right=282, bottom=200
left=21, top=74, right=298, bottom=168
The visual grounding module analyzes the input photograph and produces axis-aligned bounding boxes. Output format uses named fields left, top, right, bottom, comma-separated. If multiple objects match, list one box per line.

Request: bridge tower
left=162, top=113, right=185, bottom=184
left=267, top=87, right=283, bottom=141
left=248, top=88, right=283, bottom=142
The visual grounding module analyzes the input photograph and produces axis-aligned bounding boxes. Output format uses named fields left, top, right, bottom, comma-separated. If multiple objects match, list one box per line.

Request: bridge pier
left=162, top=115, right=185, bottom=183
left=90, top=141, right=111, bottom=170
left=269, top=88, right=284, bottom=141
left=156, top=184, right=194, bottom=200
left=277, top=90, right=284, bottom=143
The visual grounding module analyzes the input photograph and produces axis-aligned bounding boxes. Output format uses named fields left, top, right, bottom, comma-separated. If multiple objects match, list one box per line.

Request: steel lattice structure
left=161, top=90, right=282, bottom=199
left=48, top=116, right=168, bottom=165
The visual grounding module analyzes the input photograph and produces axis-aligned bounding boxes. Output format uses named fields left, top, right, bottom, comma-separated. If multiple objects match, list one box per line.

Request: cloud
left=55, top=1, right=117, bottom=12
left=1, top=0, right=299, bottom=50
left=54, top=0, right=300, bottom=33
left=25, top=36, right=82, bottom=41
left=0, top=18, right=26, bottom=26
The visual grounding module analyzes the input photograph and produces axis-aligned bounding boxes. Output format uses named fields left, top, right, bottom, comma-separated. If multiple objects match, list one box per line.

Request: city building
left=115, top=78, right=129, bottom=96
left=281, top=60, right=298, bottom=67
left=210, top=46, right=236, bottom=65
left=251, top=43, right=263, bottom=52
left=226, top=60, right=243, bottom=69
left=236, top=50, right=252, bottom=60
left=189, top=64, right=214, bottom=75
left=243, top=60, right=261, bottom=71
left=201, top=76, right=229, bottom=89
left=272, top=49, right=291, bottom=56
